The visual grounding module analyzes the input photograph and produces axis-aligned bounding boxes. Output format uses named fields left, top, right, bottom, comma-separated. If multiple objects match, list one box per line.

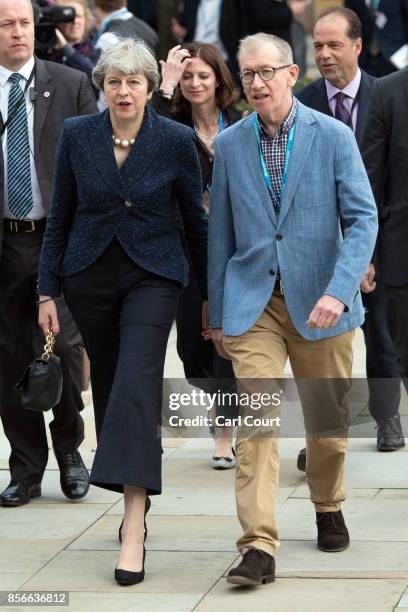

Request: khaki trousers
left=223, top=292, right=354, bottom=557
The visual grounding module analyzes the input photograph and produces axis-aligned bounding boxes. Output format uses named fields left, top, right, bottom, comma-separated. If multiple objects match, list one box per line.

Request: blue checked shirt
left=257, top=97, right=297, bottom=217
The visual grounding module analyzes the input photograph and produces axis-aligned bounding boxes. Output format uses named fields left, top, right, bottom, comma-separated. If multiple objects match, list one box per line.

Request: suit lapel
left=242, top=116, right=277, bottom=226
left=89, top=106, right=160, bottom=201
left=355, top=70, right=375, bottom=145
left=90, top=110, right=128, bottom=201
left=33, top=59, right=54, bottom=161
left=277, top=104, right=316, bottom=229
left=311, top=79, right=332, bottom=117
left=120, top=105, right=160, bottom=186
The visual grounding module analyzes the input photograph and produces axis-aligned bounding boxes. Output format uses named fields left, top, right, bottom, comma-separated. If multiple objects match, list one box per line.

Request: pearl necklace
left=112, top=135, right=135, bottom=148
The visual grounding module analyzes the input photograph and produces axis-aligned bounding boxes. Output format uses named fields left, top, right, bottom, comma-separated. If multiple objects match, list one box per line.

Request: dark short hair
left=172, top=43, right=238, bottom=118
left=93, top=0, right=126, bottom=12
left=316, top=7, right=362, bottom=40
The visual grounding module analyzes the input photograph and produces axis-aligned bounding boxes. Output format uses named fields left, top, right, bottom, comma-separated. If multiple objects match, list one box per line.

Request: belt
left=3, top=218, right=46, bottom=233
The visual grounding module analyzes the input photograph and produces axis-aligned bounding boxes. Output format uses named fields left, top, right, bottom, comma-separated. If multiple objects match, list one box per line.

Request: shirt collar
left=0, top=56, right=35, bottom=88
left=325, top=68, right=361, bottom=103
left=257, top=97, right=297, bottom=139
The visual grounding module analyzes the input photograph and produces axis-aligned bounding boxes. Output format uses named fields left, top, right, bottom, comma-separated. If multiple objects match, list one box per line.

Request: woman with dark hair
left=154, top=42, right=241, bottom=468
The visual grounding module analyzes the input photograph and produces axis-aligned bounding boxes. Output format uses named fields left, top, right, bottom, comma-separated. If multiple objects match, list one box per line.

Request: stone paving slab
left=68, top=515, right=242, bottom=552
left=21, top=550, right=238, bottom=594
left=0, top=503, right=110, bottom=540
left=289, top=483, right=380, bottom=500
left=193, top=578, right=407, bottom=612
left=277, top=498, right=408, bottom=542
left=106, top=485, right=295, bottom=517
left=276, top=540, right=408, bottom=578
left=0, top=593, right=204, bottom=612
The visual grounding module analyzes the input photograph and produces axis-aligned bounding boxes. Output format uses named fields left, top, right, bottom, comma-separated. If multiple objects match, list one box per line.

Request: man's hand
left=171, top=18, right=188, bottom=41
left=55, top=28, right=68, bottom=50
left=306, top=295, right=345, bottom=329
left=210, top=328, right=231, bottom=360
left=38, top=297, right=60, bottom=336
left=360, top=263, right=376, bottom=294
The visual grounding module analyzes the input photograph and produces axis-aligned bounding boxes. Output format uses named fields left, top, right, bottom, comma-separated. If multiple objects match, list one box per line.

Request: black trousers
left=384, top=282, right=408, bottom=381
left=362, top=281, right=401, bottom=421
left=0, top=231, right=84, bottom=485
left=63, top=241, right=180, bottom=495
left=176, top=266, right=238, bottom=420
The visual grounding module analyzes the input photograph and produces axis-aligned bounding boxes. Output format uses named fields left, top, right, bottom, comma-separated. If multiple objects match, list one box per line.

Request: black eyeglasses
left=240, top=65, right=292, bottom=84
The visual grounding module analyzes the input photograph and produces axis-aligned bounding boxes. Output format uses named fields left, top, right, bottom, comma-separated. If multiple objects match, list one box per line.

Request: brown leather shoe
left=316, top=510, right=350, bottom=552
left=227, top=547, right=275, bottom=586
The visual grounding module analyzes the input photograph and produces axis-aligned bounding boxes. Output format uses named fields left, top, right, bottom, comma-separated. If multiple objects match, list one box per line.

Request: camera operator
left=0, top=0, right=97, bottom=508
left=35, top=0, right=100, bottom=83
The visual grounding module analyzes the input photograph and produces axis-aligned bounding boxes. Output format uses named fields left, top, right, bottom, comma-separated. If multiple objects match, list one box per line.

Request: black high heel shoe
left=115, top=545, right=146, bottom=586
left=119, top=495, right=151, bottom=544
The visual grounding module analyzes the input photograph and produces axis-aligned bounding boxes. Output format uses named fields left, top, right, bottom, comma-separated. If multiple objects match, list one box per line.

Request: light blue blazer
left=208, top=101, right=378, bottom=340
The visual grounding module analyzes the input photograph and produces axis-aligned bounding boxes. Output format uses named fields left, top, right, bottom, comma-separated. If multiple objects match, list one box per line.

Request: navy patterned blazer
left=38, top=106, right=208, bottom=298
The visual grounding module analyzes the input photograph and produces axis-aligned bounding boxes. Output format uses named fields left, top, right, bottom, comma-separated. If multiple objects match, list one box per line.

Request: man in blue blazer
left=296, top=7, right=403, bottom=458
left=208, top=32, right=378, bottom=587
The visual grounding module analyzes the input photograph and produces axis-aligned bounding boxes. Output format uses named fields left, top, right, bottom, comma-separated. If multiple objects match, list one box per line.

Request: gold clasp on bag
left=42, top=328, right=55, bottom=362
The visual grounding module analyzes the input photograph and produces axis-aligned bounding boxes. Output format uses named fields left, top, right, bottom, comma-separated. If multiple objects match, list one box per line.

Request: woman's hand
left=38, top=297, right=60, bottom=337
left=159, top=45, right=191, bottom=95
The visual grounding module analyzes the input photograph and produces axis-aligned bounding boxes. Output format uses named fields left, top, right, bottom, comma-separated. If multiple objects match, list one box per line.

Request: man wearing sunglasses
left=208, top=32, right=378, bottom=587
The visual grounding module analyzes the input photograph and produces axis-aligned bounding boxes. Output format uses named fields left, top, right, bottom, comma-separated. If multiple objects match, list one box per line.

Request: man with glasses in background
left=208, top=32, right=378, bottom=587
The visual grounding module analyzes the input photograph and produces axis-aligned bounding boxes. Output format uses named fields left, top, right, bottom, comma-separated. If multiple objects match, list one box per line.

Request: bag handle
left=41, top=328, right=56, bottom=362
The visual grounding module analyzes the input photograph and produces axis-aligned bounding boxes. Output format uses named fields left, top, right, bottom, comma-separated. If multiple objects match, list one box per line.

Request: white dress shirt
left=194, top=0, right=228, bottom=59
left=325, top=69, right=362, bottom=133
left=0, top=56, right=45, bottom=220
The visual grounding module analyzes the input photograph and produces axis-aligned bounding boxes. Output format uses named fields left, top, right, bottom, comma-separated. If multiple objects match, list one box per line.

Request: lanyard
left=0, top=66, right=35, bottom=138
left=200, top=111, right=225, bottom=194
left=253, top=112, right=296, bottom=207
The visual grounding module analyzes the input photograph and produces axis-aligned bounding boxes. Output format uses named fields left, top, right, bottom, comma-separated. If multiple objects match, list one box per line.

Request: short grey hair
left=92, top=38, right=160, bottom=92
left=238, top=33, right=294, bottom=66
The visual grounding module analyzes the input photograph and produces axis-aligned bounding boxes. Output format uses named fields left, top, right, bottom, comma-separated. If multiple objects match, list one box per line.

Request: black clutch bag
left=16, top=328, right=63, bottom=412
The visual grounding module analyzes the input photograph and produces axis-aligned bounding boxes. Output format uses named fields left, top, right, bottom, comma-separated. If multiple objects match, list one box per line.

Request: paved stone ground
left=1, top=327, right=408, bottom=612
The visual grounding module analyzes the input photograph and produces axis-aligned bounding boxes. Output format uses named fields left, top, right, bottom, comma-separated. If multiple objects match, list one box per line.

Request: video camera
left=32, top=1, right=76, bottom=56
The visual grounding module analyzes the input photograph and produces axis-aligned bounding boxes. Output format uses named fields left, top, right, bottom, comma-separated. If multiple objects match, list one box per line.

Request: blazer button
left=125, top=200, right=132, bottom=208
left=276, top=234, right=283, bottom=241
left=269, top=269, right=275, bottom=276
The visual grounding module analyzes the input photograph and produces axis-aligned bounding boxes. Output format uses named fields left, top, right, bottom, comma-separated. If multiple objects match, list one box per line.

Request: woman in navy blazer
left=37, top=39, right=207, bottom=586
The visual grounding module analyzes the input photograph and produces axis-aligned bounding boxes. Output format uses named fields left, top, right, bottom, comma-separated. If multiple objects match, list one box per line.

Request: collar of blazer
left=89, top=105, right=162, bottom=202
left=33, top=58, right=55, bottom=149
left=238, top=101, right=316, bottom=229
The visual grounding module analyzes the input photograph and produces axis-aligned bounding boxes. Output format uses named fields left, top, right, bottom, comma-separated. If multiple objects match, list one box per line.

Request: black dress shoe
left=0, top=481, right=41, bottom=507
left=316, top=509, right=350, bottom=552
left=55, top=450, right=90, bottom=500
left=376, top=414, right=405, bottom=451
left=297, top=447, right=306, bottom=472
left=227, top=547, right=275, bottom=586
left=119, top=496, right=151, bottom=544
left=115, top=545, right=146, bottom=586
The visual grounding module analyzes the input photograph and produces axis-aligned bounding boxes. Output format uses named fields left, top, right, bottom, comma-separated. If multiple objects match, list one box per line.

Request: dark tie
left=333, top=91, right=353, bottom=131
left=7, top=73, right=33, bottom=219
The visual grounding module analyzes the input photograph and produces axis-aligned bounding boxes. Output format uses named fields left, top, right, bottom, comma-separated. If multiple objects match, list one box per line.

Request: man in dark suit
left=361, top=67, right=408, bottom=395
left=0, top=0, right=97, bottom=506
left=295, top=7, right=403, bottom=463
left=346, top=0, right=408, bottom=77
